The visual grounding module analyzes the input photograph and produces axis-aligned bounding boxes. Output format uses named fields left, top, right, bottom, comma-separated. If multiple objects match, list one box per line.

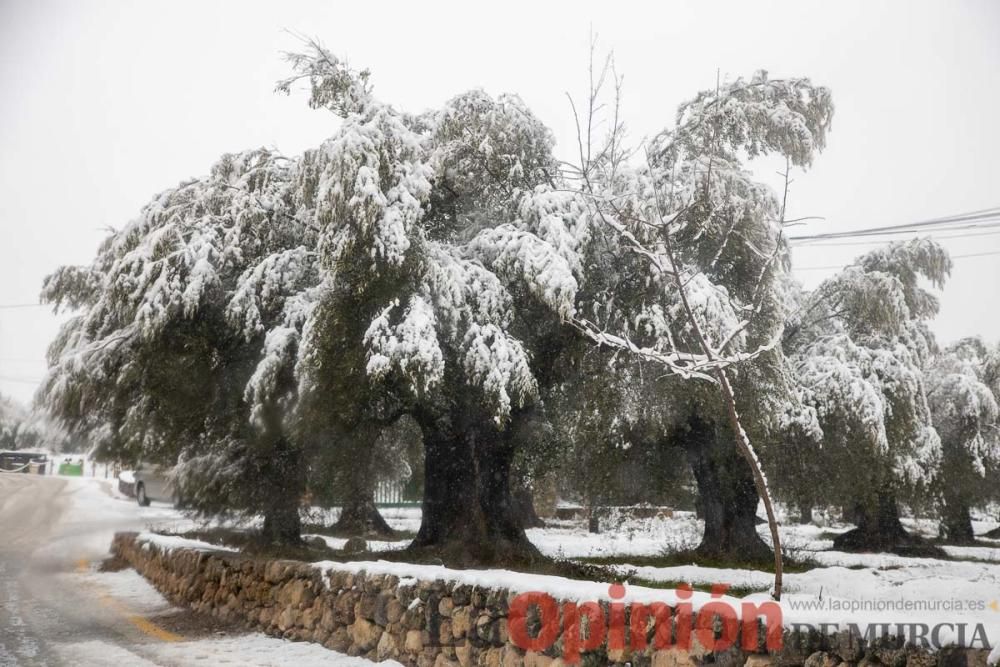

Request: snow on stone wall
left=111, top=532, right=993, bottom=667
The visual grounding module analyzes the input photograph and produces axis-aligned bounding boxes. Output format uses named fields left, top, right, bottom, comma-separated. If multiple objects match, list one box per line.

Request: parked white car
left=131, top=464, right=178, bottom=506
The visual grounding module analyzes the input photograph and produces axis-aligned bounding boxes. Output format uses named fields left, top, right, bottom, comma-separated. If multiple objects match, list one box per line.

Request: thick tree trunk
left=841, top=504, right=860, bottom=525
left=680, top=416, right=772, bottom=564
left=262, top=500, right=303, bottom=545
left=409, top=411, right=543, bottom=567
left=939, top=498, right=975, bottom=545
left=833, top=493, right=908, bottom=551
left=833, top=492, right=941, bottom=556
left=799, top=503, right=814, bottom=525
left=511, top=485, right=545, bottom=529
left=312, top=421, right=396, bottom=538
left=335, top=495, right=396, bottom=537
left=258, top=437, right=304, bottom=545
left=937, top=446, right=977, bottom=545
left=332, top=440, right=395, bottom=537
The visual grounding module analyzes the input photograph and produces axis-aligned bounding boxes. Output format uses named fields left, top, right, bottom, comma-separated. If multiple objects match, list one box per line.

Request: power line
left=790, top=228, right=1000, bottom=248
left=794, top=248, right=1000, bottom=272
left=948, top=249, right=1000, bottom=260
left=0, top=304, right=46, bottom=310
left=788, top=206, right=1000, bottom=242
left=790, top=207, right=1000, bottom=240
left=790, top=218, right=1000, bottom=244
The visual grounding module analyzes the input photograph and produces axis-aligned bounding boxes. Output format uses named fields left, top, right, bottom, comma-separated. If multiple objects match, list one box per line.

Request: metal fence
left=374, top=479, right=419, bottom=506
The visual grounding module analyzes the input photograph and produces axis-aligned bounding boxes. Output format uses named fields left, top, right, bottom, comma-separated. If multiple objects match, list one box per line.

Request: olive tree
left=41, top=149, right=319, bottom=543
left=559, top=60, right=834, bottom=595
left=926, top=337, right=1000, bottom=543
left=782, top=238, right=950, bottom=552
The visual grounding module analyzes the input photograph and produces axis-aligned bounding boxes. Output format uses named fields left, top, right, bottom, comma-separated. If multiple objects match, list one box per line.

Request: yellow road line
left=76, top=554, right=183, bottom=643
left=124, top=610, right=184, bottom=643
left=98, top=593, right=183, bottom=642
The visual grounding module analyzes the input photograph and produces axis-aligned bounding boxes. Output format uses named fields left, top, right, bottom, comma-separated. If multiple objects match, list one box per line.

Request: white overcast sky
left=1, top=0, right=998, bottom=404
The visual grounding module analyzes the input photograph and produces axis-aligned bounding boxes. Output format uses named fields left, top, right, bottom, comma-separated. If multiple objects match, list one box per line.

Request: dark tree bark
left=937, top=443, right=978, bottom=545
left=678, top=415, right=772, bottom=564
left=257, top=437, right=305, bottom=545
left=833, top=492, right=942, bottom=556
left=511, top=484, right=545, bottom=529
left=332, top=432, right=396, bottom=538
left=408, top=409, right=544, bottom=567
left=939, top=498, right=975, bottom=545
left=262, top=498, right=303, bottom=545
left=799, top=503, right=814, bottom=525
left=335, top=495, right=396, bottom=537
left=841, top=504, right=860, bottom=525
left=833, top=492, right=909, bottom=551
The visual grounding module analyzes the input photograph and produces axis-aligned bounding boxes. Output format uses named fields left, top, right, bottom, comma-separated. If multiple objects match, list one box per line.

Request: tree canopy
left=40, top=39, right=999, bottom=573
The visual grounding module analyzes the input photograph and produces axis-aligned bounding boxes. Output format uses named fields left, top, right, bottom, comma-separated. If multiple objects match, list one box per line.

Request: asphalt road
left=0, top=474, right=210, bottom=666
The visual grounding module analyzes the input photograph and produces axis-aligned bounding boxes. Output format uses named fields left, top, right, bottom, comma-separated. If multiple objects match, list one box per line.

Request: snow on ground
left=53, top=640, right=163, bottom=666
left=628, top=552, right=1000, bottom=644
left=308, top=511, right=1000, bottom=652
left=304, top=534, right=410, bottom=552
left=147, top=635, right=403, bottom=666
left=61, top=480, right=1000, bottom=658
left=75, top=567, right=176, bottom=617
left=54, top=635, right=402, bottom=666
left=310, top=557, right=754, bottom=612
left=527, top=512, right=704, bottom=558
left=309, top=550, right=1000, bottom=651
left=30, top=476, right=191, bottom=568
left=523, top=513, right=1000, bottom=651
left=137, top=531, right=239, bottom=554
left=943, top=544, right=1000, bottom=561
left=65, top=539, right=401, bottom=665
left=378, top=507, right=422, bottom=534
left=527, top=508, right=1000, bottom=562
left=527, top=510, right=854, bottom=561
left=303, top=506, right=422, bottom=534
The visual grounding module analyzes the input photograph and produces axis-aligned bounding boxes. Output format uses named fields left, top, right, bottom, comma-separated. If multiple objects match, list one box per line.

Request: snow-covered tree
left=41, top=148, right=319, bottom=543
left=1, top=393, right=85, bottom=453
left=782, top=238, right=950, bottom=552
left=547, top=355, right=702, bottom=515
left=550, top=58, right=833, bottom=595
left=306, top=415, right=421, bottom=537
left=284, top=43, right=837, bottom=580
left=40, top=40, right=839, bottom=579
left=277, top=41, right=594, bottom=564
left=38, top=40, right=575, bottom=558
left=926, top=337, right=1000, bottom=543
left=0, top=394, right=29, bottom=450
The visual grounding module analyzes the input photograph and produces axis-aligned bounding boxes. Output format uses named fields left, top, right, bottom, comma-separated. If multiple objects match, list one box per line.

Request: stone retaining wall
left=110, top=532, right=991, bottom=667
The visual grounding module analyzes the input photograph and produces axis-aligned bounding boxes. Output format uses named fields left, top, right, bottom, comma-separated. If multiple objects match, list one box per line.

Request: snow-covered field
left=303, top=506, right=423, bottom=535
left=530, top=511, right=999, bottom=652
